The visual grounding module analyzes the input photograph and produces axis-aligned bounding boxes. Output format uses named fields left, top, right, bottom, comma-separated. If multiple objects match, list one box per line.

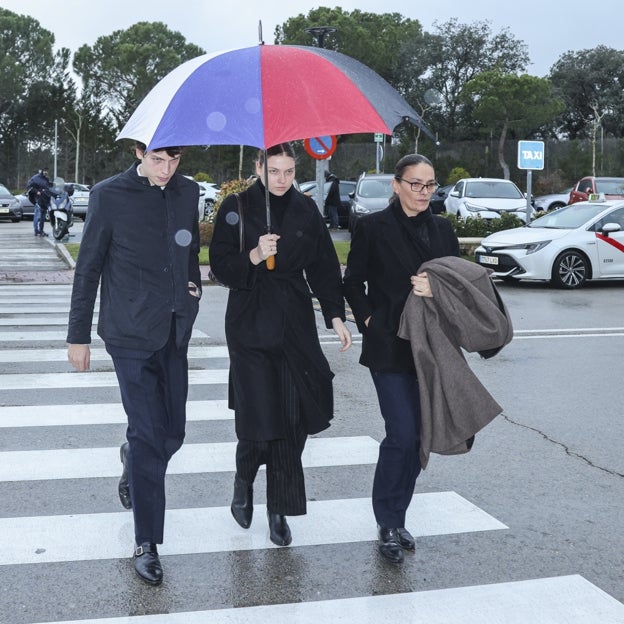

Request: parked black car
left=429, top=183, right=452, bottom=214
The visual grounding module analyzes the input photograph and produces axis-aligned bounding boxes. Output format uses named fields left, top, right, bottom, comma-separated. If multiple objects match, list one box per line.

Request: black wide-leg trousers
left=235, top=361, right=308, bottom=516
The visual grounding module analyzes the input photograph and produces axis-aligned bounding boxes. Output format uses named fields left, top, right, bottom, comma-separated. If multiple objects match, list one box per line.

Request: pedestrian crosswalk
left=1, top=282, right=623, bottom=623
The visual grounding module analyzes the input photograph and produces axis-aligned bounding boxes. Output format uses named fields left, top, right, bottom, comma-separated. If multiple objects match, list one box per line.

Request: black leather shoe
left=133, top=543, right=163, bottom=586
left=396, top=527, right=416, bottom=551
left=231, top=474, right=253, bottom=528
left=377, top=526, right=404, bottom=563
left=267, top=511, right=292, bottom=546
left=118, top=442, right=132, bottom=510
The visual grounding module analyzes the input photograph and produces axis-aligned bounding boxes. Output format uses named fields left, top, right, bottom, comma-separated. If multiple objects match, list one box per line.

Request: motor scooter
left=48, top=177, right=74, bottom=240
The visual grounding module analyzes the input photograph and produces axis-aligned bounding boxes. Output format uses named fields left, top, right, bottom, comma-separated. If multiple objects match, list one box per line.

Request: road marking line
left=0, top=400, right=232, bottom=427
left=0, top=345, right=228, bottom=363
left=0, top=436, right=378, bottom=481
left=0, top=492, right=506, bottom=565
left=0, top=368, right=227, bottom=390
left=0, top=328, right=208, bottom=342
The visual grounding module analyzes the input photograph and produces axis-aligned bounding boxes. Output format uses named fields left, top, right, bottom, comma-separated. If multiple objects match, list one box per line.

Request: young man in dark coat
left=66, top=142, right=202, bottom=585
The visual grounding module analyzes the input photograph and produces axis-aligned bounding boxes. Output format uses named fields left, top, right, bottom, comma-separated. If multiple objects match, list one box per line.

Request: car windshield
left=465, top=181, right=523, bottom=199
left=595, top=179, right=624, bottom=195
left=358, top=178, right=393, bottom=198
left=0, top=184, right=13, bottom=199
left=529, top=203, right=608, bottom=229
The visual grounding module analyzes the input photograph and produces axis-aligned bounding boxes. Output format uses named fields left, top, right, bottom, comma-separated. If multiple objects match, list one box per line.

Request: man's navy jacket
left=67, top=163, right=201, bottom=352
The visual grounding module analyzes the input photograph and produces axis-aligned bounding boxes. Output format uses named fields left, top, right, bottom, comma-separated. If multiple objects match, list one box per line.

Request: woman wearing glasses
left=343, top=154, right=460, bottom=564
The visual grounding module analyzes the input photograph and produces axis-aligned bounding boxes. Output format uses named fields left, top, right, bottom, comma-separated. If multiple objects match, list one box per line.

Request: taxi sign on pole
left=517, top=140, right=545, bottom=170
left=304, top=135, right=338, bottom=160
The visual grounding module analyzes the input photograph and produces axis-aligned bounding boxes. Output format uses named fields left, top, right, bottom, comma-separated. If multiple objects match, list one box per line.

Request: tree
left=549, top=46, right=624, bottom=139
left=461, top=71, right=564, bottom=178
left=0, top=8, right=57, bottom=186
left=276, top=7, right=423, bottom=88
left=73, top=22, right=205, bottom=132
left=424, top=19, right=530, bottom=141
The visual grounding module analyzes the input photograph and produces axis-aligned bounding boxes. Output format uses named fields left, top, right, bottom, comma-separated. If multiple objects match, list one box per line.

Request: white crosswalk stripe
left=1, top=281, right=622, bottom=623
left=28, top=576, right=624, bottom=624
left=0, top=437, right=380, bottom=481
left=1, top=493, right=506, bottom=565
left=0, top=400, right=232, bottom=427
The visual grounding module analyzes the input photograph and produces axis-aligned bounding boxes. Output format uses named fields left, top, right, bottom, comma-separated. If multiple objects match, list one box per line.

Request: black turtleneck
left=255, top=180, right=294, bottom=228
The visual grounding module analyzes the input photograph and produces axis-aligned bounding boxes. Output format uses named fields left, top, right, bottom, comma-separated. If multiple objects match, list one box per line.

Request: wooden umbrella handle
left=266, top=255, right=275, bottom=270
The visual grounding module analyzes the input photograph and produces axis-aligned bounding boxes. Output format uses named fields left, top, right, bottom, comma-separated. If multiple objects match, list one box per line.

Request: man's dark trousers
left=108, top=319, right=189, bottom=544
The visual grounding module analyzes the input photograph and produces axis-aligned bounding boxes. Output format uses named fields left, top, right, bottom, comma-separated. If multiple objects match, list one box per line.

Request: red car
left=568, top=176, right=624, bottom=204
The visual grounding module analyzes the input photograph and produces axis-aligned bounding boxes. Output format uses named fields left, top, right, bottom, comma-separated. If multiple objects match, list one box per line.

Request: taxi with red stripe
left=475, top=197, right=624, bottom=289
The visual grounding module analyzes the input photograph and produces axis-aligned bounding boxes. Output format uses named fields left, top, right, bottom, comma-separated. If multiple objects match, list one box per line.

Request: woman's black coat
left=343, top=200, right=460, bottom=373
left=209, top=181, right=346, bottom=439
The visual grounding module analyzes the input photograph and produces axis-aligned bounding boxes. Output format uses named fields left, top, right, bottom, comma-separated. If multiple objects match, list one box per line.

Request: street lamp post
left=304, top=27, right=338, bottom=218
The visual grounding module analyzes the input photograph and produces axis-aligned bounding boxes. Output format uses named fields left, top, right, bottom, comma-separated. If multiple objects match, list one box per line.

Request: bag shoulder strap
left=235, top=193, right=244, bottom=252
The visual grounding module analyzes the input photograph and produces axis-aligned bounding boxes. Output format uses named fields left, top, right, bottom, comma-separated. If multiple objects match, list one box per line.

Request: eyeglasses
left=396, top=178, right=440, bottom=194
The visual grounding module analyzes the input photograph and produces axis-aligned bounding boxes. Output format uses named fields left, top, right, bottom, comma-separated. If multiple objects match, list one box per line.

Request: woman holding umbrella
left=209, top=142, right=352, bottom=546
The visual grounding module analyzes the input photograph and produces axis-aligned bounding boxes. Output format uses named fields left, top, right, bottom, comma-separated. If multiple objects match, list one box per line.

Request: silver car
left=348, top=173, right=394, bottom=233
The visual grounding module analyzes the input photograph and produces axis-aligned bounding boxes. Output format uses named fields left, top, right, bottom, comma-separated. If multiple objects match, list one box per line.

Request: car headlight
left=506, top=240, right=552, bottom=255
left=354, top=203, right=370, bottom=214
left=464, top=201, right=490, bottom=213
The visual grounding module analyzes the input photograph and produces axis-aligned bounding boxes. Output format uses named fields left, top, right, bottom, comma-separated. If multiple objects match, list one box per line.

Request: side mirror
left=601, top=222, right=621, bottom=236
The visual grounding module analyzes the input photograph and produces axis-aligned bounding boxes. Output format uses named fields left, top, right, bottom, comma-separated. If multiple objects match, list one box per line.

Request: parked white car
left=197, top=182, right=220, bottom=218
left=532, top=188, right=571, bottom=213
left=66, top=182, right=90, bottom=219
left=445, top=178, right=531, bottom=223
left=475, top=198, right=624, bottom=288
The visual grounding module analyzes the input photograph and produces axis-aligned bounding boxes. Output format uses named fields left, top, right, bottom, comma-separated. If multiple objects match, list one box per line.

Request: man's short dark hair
left=135, top=141, right=184, bottom=158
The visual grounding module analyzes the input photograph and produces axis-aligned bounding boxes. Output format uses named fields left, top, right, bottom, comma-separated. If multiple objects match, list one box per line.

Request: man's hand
left=67, top=344, right=91, bottom=371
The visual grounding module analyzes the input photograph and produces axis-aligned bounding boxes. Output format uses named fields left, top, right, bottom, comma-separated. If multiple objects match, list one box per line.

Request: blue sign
left=517, top=140, right=545, bottom=170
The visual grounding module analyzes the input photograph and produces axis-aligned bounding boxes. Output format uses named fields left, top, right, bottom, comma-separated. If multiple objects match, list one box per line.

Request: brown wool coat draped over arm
left=397, top=256, right=513, bottom=469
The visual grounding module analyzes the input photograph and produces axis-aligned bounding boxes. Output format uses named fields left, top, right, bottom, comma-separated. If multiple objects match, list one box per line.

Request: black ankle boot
left=231, top=474, right=253, bottom=528
left=118, top=442, right=132, bottom=510
left=267, top=510, right=292, bottom=546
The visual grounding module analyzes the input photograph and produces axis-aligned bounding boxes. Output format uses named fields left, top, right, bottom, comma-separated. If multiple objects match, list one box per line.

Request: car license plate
left=0, top=208, right=9, bottom=214
left=479, top=255, right=499, bottom=266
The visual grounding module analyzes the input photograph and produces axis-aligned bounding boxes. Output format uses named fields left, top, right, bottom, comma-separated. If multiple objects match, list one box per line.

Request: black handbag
left=208, top=193, right=243, bottom=286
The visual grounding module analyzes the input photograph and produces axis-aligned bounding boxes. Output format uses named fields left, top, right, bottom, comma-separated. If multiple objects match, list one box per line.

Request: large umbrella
left=117, top=43, right=435, bottom=267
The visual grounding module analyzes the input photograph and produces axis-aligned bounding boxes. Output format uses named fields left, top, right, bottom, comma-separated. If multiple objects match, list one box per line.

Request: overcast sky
left=2, top=0, right=621, bottom=77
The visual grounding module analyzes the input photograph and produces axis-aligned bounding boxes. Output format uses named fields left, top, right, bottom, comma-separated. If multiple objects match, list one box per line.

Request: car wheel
left=551, top=250, right=589, bottom=289
left=11, top=217, right=21, bottom=223
left=548, top=202, right=566, bottom=211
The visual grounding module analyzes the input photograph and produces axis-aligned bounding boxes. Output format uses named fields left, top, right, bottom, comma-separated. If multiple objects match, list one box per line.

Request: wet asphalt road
left=1, top=219, right=624, bottom=622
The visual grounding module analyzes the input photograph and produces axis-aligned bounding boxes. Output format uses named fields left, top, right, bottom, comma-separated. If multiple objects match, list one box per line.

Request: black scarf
left=390, top=199, right=445, bottom=271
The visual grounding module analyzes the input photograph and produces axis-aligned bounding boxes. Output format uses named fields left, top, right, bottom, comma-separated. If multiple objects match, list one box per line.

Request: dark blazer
left=343, top=202, right=460, bottom=372
left=67, top=163, right=201, bottom=351
left=209, top=181, right=346, bottom=438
